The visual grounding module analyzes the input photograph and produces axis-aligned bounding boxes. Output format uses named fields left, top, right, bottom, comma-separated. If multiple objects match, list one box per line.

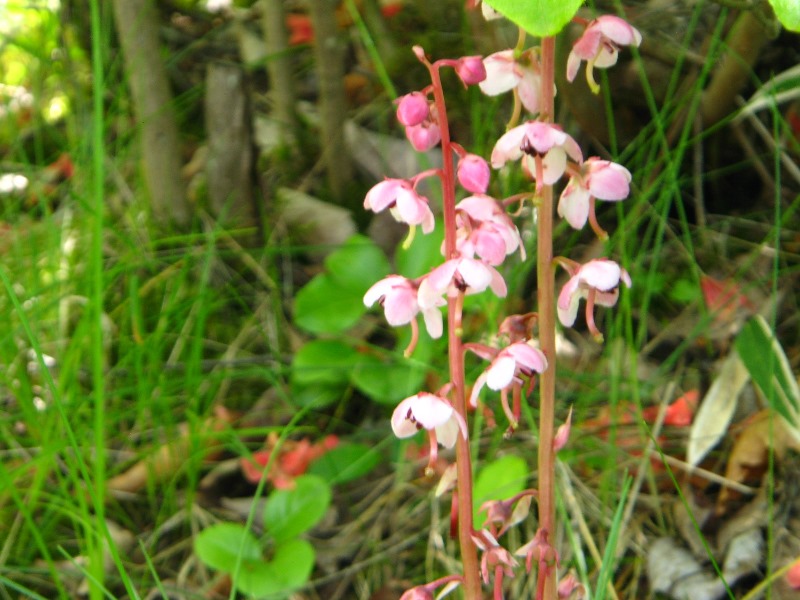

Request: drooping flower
left=479, top=49, right=552, bottom=115
left=479, top=490, right=537, bottom=537
left=391, top=392, right=468, bottom=473
left=399, top=575, right=463, bottom=600
left=455, top=55, right=487, bottom=86
left=364, top=178, right=435, bottom=233
left=491, top=121, right=582, bottom=187
left=455, top=194, right=524, bottom=266
left=469, top=341, right=548, bottom=407
left=418, top=256, right=507, bottom=309
left=405, top=121, right=442, bottom=151
left=567, top=15, right=642, bottom=93
left=557, top=258, right=631, bottom=341
left=558, top=157, right=631, bottom=238
left=363, top=275, right=444, bottom=339
left=472, top=529, right=518, bottom=585
left=457, top=153, right=491, bottom=193
left=396, top=91, right=430, bottom=127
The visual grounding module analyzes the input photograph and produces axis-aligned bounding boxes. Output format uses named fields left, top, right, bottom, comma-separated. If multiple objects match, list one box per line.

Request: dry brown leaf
left=717, top=409, right=800, bottom=512
left=687, top=352, right=750, bottom=467
left=106, top=406, right=233, bottom=496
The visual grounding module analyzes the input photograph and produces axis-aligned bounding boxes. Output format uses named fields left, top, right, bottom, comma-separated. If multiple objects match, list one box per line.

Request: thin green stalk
left=535, top=35, right=558, bottom=600
left=88, top=0, right=108, bottom=597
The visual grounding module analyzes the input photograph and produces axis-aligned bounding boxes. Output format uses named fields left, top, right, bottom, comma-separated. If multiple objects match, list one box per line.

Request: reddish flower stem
left=427, top=59, right=482, bottom=598
left=536, top=35, right=558, bottom=600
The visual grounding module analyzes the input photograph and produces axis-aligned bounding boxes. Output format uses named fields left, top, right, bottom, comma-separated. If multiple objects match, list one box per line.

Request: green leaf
left=351, top=353, right=427, bottom=405
left=291, top=340, right=358, bottom=388
left=395, top=222, right=444, bottom=278
left=307, top=443, right=382, bottom=485
left=770, top=0, right=800, bottom=31
left=194, top=523, right=262, bottom=573
left=483, top=0, right=583, bottom=37
left=235, top=539, right=315, bottom=599
left=264, top=475, right=332, bottom=544
left=472, top=454, right=529, bottom=527
left=324, top=234, right=391, bottom=294
left=734, top=315, right=800, bottom=431
left=294, top=274, right=365, bottom=334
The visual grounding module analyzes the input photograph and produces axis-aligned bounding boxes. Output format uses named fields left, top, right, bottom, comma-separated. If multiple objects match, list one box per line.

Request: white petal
left=486, top=355, right=517, bottom=390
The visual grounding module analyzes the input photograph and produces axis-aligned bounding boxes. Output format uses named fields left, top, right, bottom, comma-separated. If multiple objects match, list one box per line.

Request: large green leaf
left=307, top=443, right=382, bottom=485
left=770, top=0, right=800, bottom=31
left=324, top=234, right=391, bottom=294
left=294, top=274, right=365, bottom=334
left=291, top=340, right=358, bottom=388
left=735, top=315, right=800, bottom=432
left=351, top=353, right=427, bottom=405
left=264, top=475, right=332, bottom=544
left=395, top=221, right=444, bottom=279
left=236, top=539, right=315, bottom=599
left=472, top=454, right=529, bottom=527
left=194, top=523, right=262, bottom=573
left=483, top=0, right=583, bottom=37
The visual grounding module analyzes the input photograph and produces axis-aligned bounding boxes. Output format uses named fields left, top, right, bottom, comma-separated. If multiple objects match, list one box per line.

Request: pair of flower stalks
left=363, top=12, right=640, bottom=600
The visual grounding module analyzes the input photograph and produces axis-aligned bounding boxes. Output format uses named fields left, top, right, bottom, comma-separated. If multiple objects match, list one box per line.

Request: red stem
left=536, top=36, right=558, bottom=600
left=428, top=60, right=482, bottom=598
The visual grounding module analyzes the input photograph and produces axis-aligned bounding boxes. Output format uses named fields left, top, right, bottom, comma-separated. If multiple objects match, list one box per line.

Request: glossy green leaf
left=194, top=523, right=262, bottom=573
left=325, top=234, right=391, bottom=294
left=291, top=340, right=358, bottom=388
left=395, top=221, right=444, bottom=278
left=264, top=475, right=332, bottom=544
left=235, top=539, right=315, bottom=599
left=294, top=274, right=365, bottom=334
left=351, top=352, right=427, bottom=405
left=473, top=454, right=529, bottom=527
left=770, top=0, right=800, bottom=31
left=483, top=0, right=583, bottom=37
left=307, top=443, right=382, bottom=485
left=735, top=315, right=800, bottom=430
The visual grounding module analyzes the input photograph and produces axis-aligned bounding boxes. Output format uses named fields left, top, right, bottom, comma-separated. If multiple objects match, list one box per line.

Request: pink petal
left=516, top=67, right=543, bottom=114
left=422, top=306, right=443, bottom=338
left=579, top=259, right=622, bottom=291
left=507, top=343, right=547, bottom=373
left=382, top=286, right=419, bottom=325
left=557, top=275, right=582, bottom=326
left=566, top=50, right=582, bottom=82
left=364, top=179, right=404, bottom=212
left=596, top=15, right=642, bottom=46
left=491, top=125, right=527, bottom=168
left=436, top=412, right=468, bottom=448
left=479, top=51, right=520, bottom=96
left=469, top=372, right=488, bottom=407
left=458, top=258, right=493, bottom=292
left=486, top=355, right=517, bottom=390
left=558, top=182, right=591, bottom=229
left=425, top=260, right=460, bottom=296
left=456, top=194, right=497, bottom=221
left=524, top=121, right=568, bottom=154
left=363, top=275, right=404, bottom=307
left=457, top=154, right=491, bottom=194
left=541, top=147, right=568, bottom=184
left=488, top=265, right=508, bottom=297
left=571, top=28, right=603, bottom=62
left=472, top=227, right=507, bottom=266
left=394, top=188, right=432, bottom=226
left=588, top=160, right=631, bottom=200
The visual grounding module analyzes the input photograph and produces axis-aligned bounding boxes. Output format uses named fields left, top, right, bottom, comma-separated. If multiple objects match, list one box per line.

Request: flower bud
left=405, top=122, right=441, bottom=152
left=457, top=153, right=490, bottom=193
left=396, top=92, right=429, bottom=127
left=455, top=55, right=487, bottom=86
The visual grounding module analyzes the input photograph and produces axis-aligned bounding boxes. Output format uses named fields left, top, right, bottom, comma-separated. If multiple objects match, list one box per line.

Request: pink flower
left=479, top=490, right=537, bottom=537
left=399, top=576, right=463, bottom=600
left=567, top=15, right=642, bottom=93
left=405, top=121, right=441, bottom=151
left=558, top=157, right=631, bottom=237
left=457, top=153, right=491, bottom=193
left=479, top=50, right=553, bottom=115
left=491, top=121, right=582, bottom=186
left=364, top=178, right=435, bottom=233
left=455, top=55, right=487, bottom=86
left=418, top=257, right=507, bottom=308
left=391, top=393, right=468, bottom=472
left=471, top=530, right=518, bottom=585
left=455, top=195, right=523, bottom=266
left=469, top=341, right=548, bottom=407
left=363, top=275, right=443, bottom=338
left=557, top=258, right=631, bottom=341
left=395, top=92, right=430, bottom=127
